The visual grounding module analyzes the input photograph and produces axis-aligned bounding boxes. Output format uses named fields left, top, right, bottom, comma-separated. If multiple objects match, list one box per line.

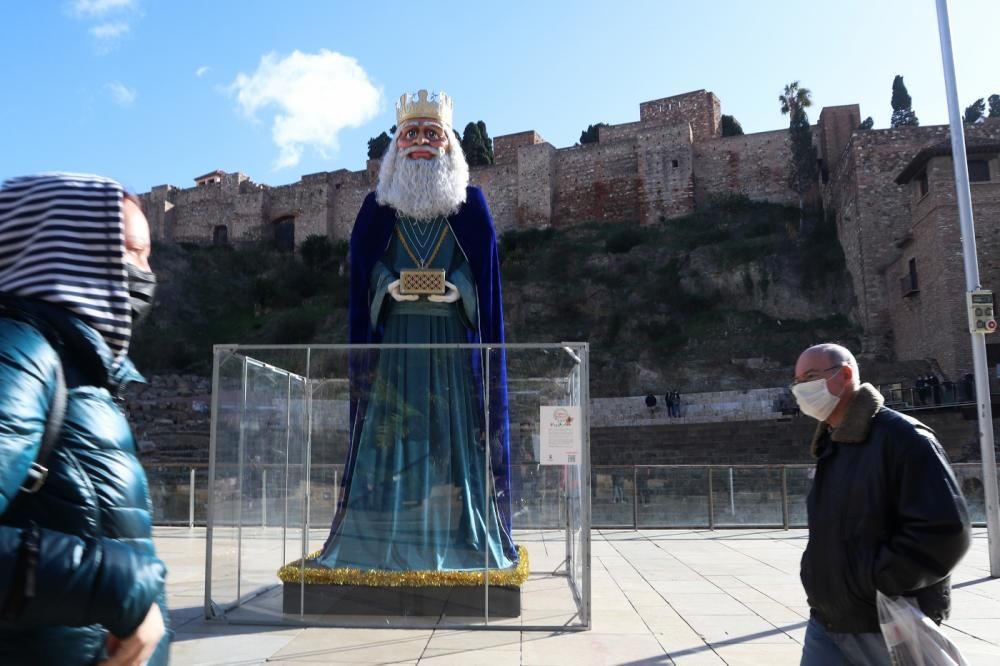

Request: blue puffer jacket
left=0, top=296, right=170, bottom=665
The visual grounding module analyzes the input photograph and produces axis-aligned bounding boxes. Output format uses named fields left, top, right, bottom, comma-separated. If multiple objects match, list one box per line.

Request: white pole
left=729, top=467, right=735, bottom=515
left=189, top=468, right=196, bottom=529
left=262, top=469, right=268, bottom=529
left=935, top=0, right=1000, bottom=576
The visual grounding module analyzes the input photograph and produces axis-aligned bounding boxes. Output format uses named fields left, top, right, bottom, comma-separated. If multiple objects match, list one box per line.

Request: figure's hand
left=427, top=281, right=460, bottom=303
left=387, top=280, right=418, bottom=302
left=101, top=602, right=165, bottom=666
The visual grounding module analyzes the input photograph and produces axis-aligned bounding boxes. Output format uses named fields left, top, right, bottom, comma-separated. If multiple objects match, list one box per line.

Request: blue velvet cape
left=328, top=186, right=513, bottom=551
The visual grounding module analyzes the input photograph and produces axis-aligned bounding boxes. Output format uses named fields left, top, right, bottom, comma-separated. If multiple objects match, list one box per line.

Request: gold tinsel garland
left=277, top=545, right=529, bottom=588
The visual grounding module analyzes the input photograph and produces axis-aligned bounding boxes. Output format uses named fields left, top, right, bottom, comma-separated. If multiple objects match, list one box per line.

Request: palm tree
left=779, top=81, right=813, bottom=118
left=779, top=81, right=818, bottom=236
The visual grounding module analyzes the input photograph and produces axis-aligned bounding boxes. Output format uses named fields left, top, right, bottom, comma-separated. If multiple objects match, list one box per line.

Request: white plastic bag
left=877, top=591, right=968, bottom=666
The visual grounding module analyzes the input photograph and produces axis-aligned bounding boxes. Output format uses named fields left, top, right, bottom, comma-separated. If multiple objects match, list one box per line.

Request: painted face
left=396, top=119, right=449, bottom=160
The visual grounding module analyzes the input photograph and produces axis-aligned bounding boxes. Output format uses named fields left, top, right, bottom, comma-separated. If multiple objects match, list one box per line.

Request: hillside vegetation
left=131, top=196, right=861, bottom=395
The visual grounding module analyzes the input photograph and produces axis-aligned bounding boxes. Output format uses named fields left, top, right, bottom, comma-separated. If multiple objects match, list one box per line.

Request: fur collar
left=810, top=383, right=884, bottom=457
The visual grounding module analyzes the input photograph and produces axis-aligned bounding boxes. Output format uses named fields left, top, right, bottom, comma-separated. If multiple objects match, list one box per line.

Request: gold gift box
left=399, top=269, right=446, bottom=295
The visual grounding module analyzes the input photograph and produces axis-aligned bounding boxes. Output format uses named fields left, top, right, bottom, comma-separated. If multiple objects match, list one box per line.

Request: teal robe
left=317, top=216, right=516, bottom=572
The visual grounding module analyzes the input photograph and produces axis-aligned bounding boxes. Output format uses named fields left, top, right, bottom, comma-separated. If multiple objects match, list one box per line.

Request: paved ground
left=157, top=527, right=1000, bottom=665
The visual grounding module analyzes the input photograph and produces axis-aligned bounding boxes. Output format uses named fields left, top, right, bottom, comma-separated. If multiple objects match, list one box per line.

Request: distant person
left=671, top=390, right=682, bottom=418
left=0, top=173, right=170, bottom=665
left=791, top=343, right=969, bottom=665
left=664, top=390, right=675, bottom=418
left=637, top=467, right=651, bottom=506
left=611, top=472, right=627, bottom=504
left=963, top=372, right=975, bottom=401
left=928, top=373, right=942, bottom=405
left=914, top=374, right=926, bottom=405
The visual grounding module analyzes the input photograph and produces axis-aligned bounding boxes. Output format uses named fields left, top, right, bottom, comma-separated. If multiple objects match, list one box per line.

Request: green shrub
left=605, top=227, right=645, bottom=254
left=272, top=311, right=319, bottom=344
left=300, top=234, right=333, bottom=269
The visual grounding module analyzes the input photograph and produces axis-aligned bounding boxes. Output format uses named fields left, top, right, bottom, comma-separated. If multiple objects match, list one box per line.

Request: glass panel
left=235, top=356, right=293, bottom=611
left=710, top=467, right=784, bottom=527
left=207, top=350, right=245, bottom=614
left=785, top=465, right=813, bottom=528
left=147, top=464, right=199, bottom=525
left=501, top=345, right=588, bottom=628
left=636, top=467, right=710, bottom=528
left=952, top=462, right=997, bottom=525
left=592, top=466, right=634, bottom=527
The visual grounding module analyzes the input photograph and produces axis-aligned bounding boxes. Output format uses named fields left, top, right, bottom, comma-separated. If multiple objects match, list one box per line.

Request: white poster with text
left=539, top=405, right=582, bottom=465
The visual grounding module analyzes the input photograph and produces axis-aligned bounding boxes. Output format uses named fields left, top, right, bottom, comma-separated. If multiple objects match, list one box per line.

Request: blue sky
left=1, top=0, right=998, bottom=193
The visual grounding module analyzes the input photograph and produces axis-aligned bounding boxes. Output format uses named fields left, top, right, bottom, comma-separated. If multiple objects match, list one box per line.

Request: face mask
left=125, top=263, right=157, bottom=325
left=792, top=377, right=842, bottom=422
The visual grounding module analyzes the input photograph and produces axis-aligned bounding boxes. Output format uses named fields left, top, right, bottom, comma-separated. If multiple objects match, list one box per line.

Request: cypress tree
left=461, top=122, right=491, bottom=166
left=477, top=121, right=495, bottom=164
left=989, top=94, right=1000, bottom=118
left=964, top=98, right=985, bottom=124
left=890, top=75, right=919, bottom=127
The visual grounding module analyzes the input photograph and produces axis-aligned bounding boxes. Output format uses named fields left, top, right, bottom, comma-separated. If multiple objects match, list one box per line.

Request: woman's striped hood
left=0, top=172, right=132, bottom=362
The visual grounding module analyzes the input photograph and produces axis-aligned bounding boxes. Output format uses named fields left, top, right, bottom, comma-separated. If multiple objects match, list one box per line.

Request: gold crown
left=396, top=89, right=454, bottom=128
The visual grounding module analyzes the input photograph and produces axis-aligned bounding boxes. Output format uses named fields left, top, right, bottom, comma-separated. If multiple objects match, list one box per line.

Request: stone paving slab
left=157, top=527, right=999, bottom=665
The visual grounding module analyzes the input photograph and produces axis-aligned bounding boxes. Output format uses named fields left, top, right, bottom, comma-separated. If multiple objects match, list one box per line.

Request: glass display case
left=204, top=343, right=590, bottom=630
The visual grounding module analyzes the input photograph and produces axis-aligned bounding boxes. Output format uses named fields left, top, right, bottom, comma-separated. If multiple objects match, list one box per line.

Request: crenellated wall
left=141, top=89, right=796, bottom=244
left=691, top=129, right=795, bottom=208
left=552, top=141, right=641, bottom=225
left=886, top=137, right=1000, bottom=378
left=826, top=125, right=951, bottom=356
left=639, top=90, right=721, bottom=142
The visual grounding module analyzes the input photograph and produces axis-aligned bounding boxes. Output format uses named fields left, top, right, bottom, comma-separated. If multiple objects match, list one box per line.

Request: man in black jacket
left=791, top=343, right=970, bottom=665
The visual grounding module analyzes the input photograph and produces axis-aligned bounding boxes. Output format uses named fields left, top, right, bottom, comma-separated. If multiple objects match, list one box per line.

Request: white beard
left=375, top=139, right=469, bottom=219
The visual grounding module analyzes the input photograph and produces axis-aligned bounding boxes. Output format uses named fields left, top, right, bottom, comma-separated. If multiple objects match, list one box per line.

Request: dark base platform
left=282, top=582, right=521, bottom=617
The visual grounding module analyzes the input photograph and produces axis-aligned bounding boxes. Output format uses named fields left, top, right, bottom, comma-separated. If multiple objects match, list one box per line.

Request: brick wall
left=139, top=89, right=824, bottom=247
left=494, top=131, right=544, bottom=164
left=691, top=129, right=797, bottom=207
left=470, top=162, right=519, bottom=233
left=887, top=148, right=1000, bottom=378
left=552, top=141, right=640, bottom=225
left=598, top=121, right=643, bottom=144
left=817, top=105, right=861, bottom=177
left=636, top=124, right=695, bottom=223
left=592, top=408, right=980, bottom=466
left=516, top=142, right=556, bottom=228
left=826, top=126, right=951, bottom=355
left=639, top=90, right=721, bottom=142
left=329, top=169, right=373, bottom=241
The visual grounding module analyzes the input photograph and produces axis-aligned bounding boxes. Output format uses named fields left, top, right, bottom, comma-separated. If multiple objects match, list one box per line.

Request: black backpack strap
left=0, top=302, right=68, bottom=494
left=20, top=360, right=66, bottom=493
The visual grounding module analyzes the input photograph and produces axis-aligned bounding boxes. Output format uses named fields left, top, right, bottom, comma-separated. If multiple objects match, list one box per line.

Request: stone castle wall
left=141, top=90, right=779, bottom=242
left=887, top=149, right=1000, bottom=378
left=829, top=120, right=1000, bottom=370
left=691, top=129, right=795, bottom=207
left=827, top=125, right=951, bottom=356
left=551, top=141, right=641, bottom=225
left=138, top=88, right=1000, bottom=377
left=639, top=90, right=721, bottom=142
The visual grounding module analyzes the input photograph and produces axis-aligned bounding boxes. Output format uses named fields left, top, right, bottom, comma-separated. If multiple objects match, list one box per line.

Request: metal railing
left=148, top=462, right=995, bottom=531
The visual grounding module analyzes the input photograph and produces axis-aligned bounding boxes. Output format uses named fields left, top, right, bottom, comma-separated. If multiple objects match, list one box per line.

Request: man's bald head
left=795, top=343, right=861, bottom=389
left=792, top=343, right=861, bottom=426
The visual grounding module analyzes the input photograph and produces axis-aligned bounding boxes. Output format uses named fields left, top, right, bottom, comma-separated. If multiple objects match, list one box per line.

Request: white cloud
left=106, top=81, right=136, bottom=106
left=90, top=21, right=129, bottom=39
left=195, top=65, right=211, bottom=78
left=71, top=0, right=134, bottom=16
left=230, top=49, right=381, bottom=169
